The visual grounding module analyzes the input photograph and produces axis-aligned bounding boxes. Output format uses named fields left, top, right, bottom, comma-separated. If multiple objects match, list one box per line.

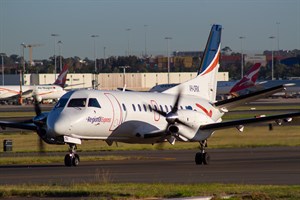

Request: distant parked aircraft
left=0, top=64, right=69, bottom=103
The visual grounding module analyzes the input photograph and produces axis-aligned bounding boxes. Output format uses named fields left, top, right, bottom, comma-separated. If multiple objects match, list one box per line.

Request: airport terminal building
left=1, top=72, right=229, bottom=91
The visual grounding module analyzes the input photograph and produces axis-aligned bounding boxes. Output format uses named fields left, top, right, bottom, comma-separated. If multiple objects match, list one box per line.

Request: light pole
left=91, top=35, right=99, bottom=73
left=119, top=66, right=130, bottom=87
left=21, top=43, right=26, bottom=85
left=144, top=25, right=148, bottom=57
left=126, top=28, right=131, bottom=56
left=57, top=40, right=63, bottom=71
left=103, top=46, right=106, bottom=66
left=51, top=33, right=59, bottom=79
left=0, top=53, right=4, bottom=86
left=165, top=37, right=172, bottom=84
left=239, top=36, right=245, bottom=79
left=276, top=22, right=280, bottom=51
left=269, top=36, right=275, bottom=80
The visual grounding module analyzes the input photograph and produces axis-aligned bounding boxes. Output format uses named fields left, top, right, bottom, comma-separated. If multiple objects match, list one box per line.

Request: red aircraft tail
left=230, top=63, right=262, bottom=94
left=53, top=64, right=69, bottom=88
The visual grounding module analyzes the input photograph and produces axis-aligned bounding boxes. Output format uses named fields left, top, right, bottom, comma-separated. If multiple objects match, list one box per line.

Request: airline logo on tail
left=54, top=64, right=69, bottom=88
left=230, top=63, right=262, bottom=94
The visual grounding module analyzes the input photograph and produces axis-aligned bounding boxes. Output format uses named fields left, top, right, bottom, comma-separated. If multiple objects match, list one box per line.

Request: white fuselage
left=0, top=85, right=66, bottom=100
left=33, top=85, right=66, bottom=100
left=47, top=89, right=224, bottom=144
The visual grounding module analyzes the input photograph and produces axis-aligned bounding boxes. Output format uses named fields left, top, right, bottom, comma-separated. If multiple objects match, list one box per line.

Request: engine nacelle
left=172, top=110, right=216, bottom=141
left=35, top=95, right=43, bottom=103
left=168, top=125, right=179, bottom=134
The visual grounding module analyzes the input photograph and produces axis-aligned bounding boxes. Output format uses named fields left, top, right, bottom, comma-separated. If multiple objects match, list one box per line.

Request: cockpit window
left=88, top=98, right=101, bottom=108
left=55, top=98, right=69, bottom=108
left=67, top=98, right=87, bottom=107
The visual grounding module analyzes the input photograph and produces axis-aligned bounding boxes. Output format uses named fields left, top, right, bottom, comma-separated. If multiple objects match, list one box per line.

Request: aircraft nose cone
left=53, top=118, right=68, bottom=135
left=47, top=111, right=70, bottom=136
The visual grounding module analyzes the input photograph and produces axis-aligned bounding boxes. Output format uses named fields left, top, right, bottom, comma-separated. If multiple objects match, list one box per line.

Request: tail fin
left=53, top=64, right=69, bottom=87
left=229, top=63, right=262, bottom=94
left=163, top=24, right=222, bottom=102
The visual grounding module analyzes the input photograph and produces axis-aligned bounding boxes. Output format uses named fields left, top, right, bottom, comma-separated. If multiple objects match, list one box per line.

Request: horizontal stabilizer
left=200, top=112, right=300, bottom=131
left=214, top=84, right=287, bottom=111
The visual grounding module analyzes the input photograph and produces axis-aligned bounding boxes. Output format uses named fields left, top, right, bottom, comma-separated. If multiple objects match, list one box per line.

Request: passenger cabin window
left=55, top=98, right=68, bottom=108
left=67, top=98, right=87, bottom=107
left=160, top=105, right=164, bottom=112
left=88, top=98, right=101, bottom=108
left=148, top=105, right=152, bottom=112
left=165, top=105, right=169, bottom=112
left=122, top=103, right=127, bottom=111
left=132, top=104, right=136, bottom=111
left=143, top=104, right=147, bottom=112
left=138, top=104, right=142, bottom=111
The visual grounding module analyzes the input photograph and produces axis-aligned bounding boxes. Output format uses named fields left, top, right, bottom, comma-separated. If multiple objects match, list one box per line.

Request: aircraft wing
left=200, top=112, right=300, bottom=131
left=0, top=121, right=37, bottom=131
left=143, top=129, right=166, bottom=139
left=0, top=89, right=34, bottom=100
left=214, top=84, right=288, bottom=111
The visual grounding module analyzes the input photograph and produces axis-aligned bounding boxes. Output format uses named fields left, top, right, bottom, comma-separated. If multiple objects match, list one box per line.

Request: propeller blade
left=153, top=108, right=167, bottom=117
left=34, top=96, right=42, bottom=116
left=38, top=137, right=45, bottom=153
left=33, top=95, right=47, bottom=153
left=171, top=88, right=182, bottom=113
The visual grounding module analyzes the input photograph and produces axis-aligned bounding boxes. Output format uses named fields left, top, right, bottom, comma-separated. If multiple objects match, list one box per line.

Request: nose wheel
left=64, top=144, right=80, bottom=167
left=195, top=140, right=210, bottom=165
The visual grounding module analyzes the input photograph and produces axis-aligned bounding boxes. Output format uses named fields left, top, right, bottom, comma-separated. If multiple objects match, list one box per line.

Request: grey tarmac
left=0, top=147, right=299, bottom=185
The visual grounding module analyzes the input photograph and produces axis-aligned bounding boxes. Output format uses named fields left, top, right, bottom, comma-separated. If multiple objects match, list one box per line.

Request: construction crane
left=25, top=44, right=43, bottom=66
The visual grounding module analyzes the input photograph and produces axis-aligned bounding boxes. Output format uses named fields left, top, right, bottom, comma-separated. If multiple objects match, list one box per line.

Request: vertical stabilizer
left=229, top=63, right=262, bottom=94
left=163, top=24, right=222, bottom=102
left=53, top=64, right=69, bottom=88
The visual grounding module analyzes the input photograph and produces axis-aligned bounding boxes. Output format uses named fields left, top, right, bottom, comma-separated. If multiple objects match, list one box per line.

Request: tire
left=195, top=152, right=203, bottom=165
left=72, top=154, right=80, bottom=166
left=202, top=152, right=210, bottom=165
left=64, top=154, right=72, bottom=167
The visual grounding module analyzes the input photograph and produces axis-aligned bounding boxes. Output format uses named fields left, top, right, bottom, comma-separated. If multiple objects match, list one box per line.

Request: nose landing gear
left=195, top=140, right=210, bottom=165
left=64, top=144, right=80, bottom=167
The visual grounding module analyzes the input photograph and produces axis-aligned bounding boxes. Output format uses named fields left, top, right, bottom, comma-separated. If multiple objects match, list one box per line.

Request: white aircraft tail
left=163, top=24, right=222, bottom=102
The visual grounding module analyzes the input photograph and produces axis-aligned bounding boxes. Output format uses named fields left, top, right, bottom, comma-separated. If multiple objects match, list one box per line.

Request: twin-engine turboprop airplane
left=1, top=24, right=300, bottom=167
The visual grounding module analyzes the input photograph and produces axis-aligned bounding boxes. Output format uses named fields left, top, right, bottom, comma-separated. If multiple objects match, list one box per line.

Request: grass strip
left=0, top=183, right=299, bottom=199
left=0, top=155, right=147, bottom=165
left=1, top=126, right=300, bottom=153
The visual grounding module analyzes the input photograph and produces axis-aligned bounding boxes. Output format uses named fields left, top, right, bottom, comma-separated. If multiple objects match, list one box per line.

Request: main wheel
left=195, top=152, right=203, bottom=165
left=72, top=154, right=80, bottom=166
left=64, top=154, right=73, bottom=167
left=202, top=152, right=210, bottom=165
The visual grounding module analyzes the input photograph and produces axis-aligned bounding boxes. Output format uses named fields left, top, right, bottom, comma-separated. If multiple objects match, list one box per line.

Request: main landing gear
left=64, top=143, right=80, bottom=167
left=195, top=140, right=210, bottom=165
